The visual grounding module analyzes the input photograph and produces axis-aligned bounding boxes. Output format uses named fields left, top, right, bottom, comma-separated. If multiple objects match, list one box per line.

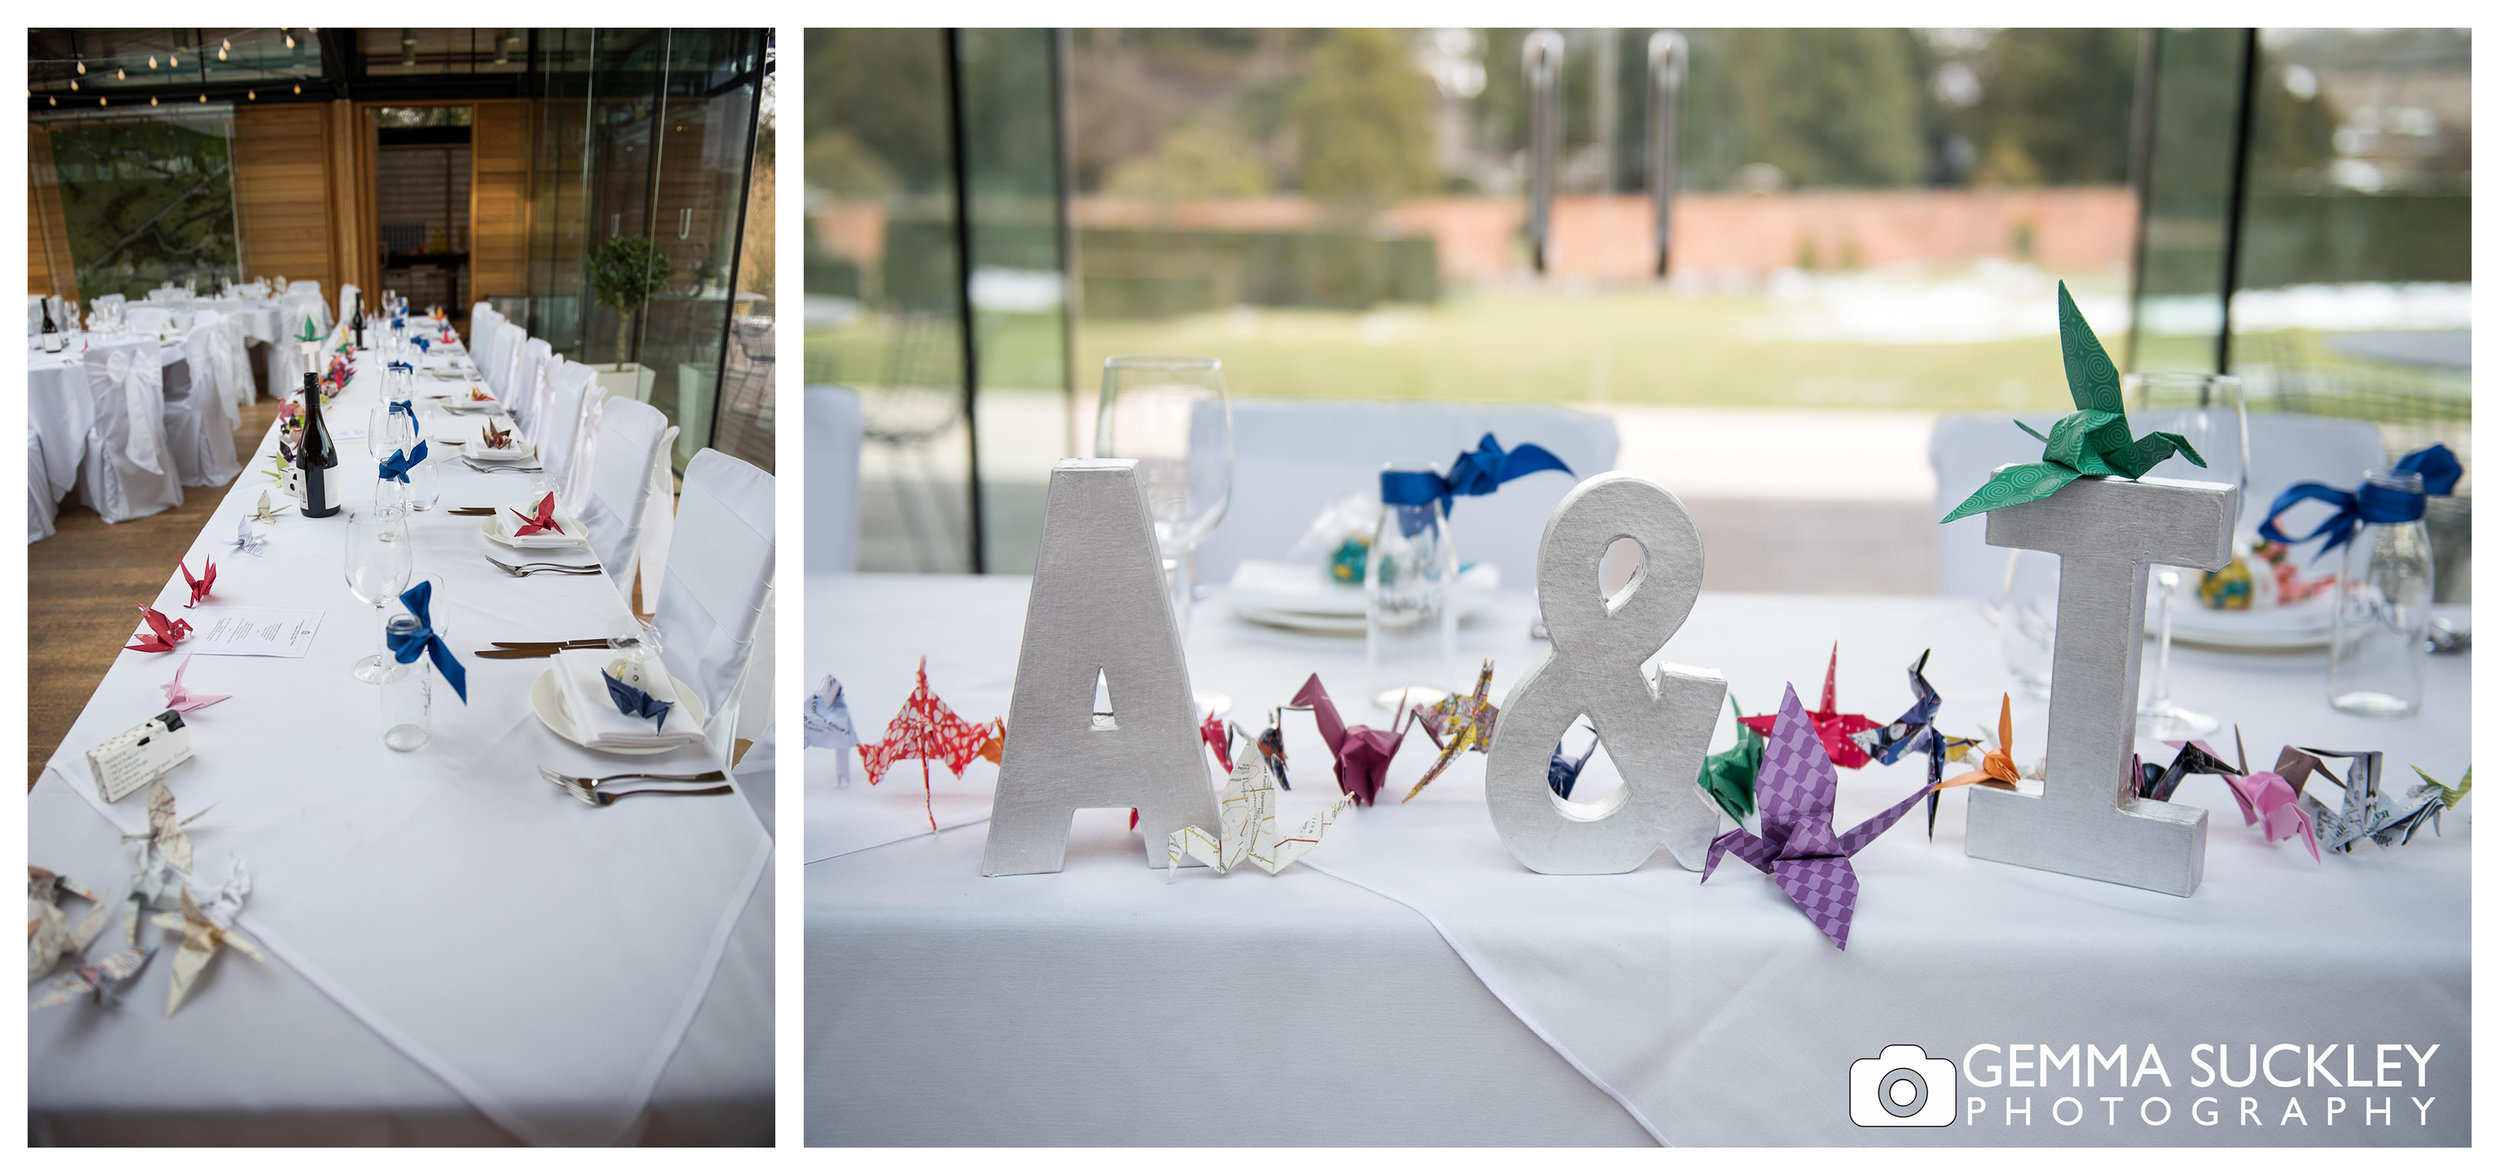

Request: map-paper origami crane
left=29, top=867, right=109, bottom=979
left=31, top=945, right=154, bottom=1011
left=1403, top=660, right=1499, bottom=802
left=1703, top=684, right=1937, bottom=949
left=1291, top=673, right=1411, bottom=807
left=1941, top=282, right=2207, bottom=523
left=2370, top=765, right=2472, bottom=848
left=2282, top=746, right=2389, bottom=854
left=801, top=674, right=858, bottom=784
left=121, top=779, right=212, bottom=940
left=153, top=865, right=261, bottom=1017
left=1165, top=757, right=1354, bottom=881
left=1740, top=644, right=1877, bottom=769
left=857, top=657, right=1002, bottom=831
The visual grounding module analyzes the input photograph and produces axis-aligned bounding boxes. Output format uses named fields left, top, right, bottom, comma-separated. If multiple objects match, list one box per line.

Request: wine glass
left=344, top=504, right=416, bottom=683
left=1095, top=355, right=1234, bottom=715
left=2128, top=372, right=2248, bottom=740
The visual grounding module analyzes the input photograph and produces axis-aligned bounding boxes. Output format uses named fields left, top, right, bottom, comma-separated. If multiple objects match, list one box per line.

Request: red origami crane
left=180, top=557, right=216, bottom=608
left=511, top=493, right=564, bottom=537
left=1200, top=708, right=1233, bottom=772
left=127, top=606, right=194, bottom=653
left=1291, top=673, right=1412, bottom=807
left=857, top=657, right=1002, bottom=831
left=1739, top=643, right=1879, bottom=769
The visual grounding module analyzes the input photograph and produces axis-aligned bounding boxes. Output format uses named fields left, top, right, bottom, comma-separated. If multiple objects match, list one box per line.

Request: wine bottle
left=297, top=372, right=341, bottom=518
left=39, top=298, right=56, bottom=347
left=351, top=294, right=369, bottom=350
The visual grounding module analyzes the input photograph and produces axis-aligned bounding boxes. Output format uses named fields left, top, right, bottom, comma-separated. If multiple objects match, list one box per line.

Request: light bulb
left=285, top=35, right=296, bottom=49
left=171, top=53, right=180, bottom=66
left=150, top=96, right=159, bottom=105
left=248, top=90, right=256, bottom=100
left=48, top=96, right=57, bottom=106
left=148, top=55, right=157, bottom=68
left=99, top=97, right=107, bottom=106
left=76, top=60, right=86, bottom=74
left=199, top=93, right=207, bottom=102
left=218, top=48, right=227, bottom=61
left=116, top=67, right=126, bottom=79
left=69, top=79, right=78, bottom=91
left=222, top=39, right=231, bottom=52
left=292, top=83, right=301, bottom=94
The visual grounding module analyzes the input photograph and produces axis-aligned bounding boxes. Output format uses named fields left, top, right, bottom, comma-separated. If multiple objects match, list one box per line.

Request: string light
left=293, top=83, right=302, bottom=94
left=148, top=55, right=157, bottom=68
left=150, top=96, right=158, bottom=105
left=285, top=34, right=296, bottom=49
left=69, top=79, right=78, bottom=91
left=222, top=39, right=231, bottom=53
left=49, top=96, right=57, bottom=106
left=116, top=67, right=126, bottom=79
left=199, top=93, right=207, bottom=102
left=99, top=97, right=107, bottom=106
left=247, top=89, right=257, bottom=100
left=171, top=53, right=180, bottom=67
left=76, top=60, right=86, bottom=74
left=218, top=46, right=227, bottom=61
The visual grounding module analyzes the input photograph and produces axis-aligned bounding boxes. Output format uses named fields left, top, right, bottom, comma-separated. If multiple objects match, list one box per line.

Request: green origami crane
left=1698, top=694, right=1763, bottom=823
left=1940, top=282, right=2207, bottom=523
left=293, top=316, right=322, bottom=344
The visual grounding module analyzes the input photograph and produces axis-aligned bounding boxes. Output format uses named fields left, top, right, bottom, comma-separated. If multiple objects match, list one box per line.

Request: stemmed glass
left=1095, top=355, right=1234, bottom=715
left=345, top=504, right=417, bottom=683
left=2129, top=372, right=2248, bottom=741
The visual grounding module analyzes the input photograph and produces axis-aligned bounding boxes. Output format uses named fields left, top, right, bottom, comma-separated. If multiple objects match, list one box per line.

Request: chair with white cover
left=804, top=384, right=864, bottom=572
left=468, top=305, right=507, bottom=378
left=533, top=359, right=597, bottom=480
left=211, top=313, right=260, bottom=412
left=652, top=449, right=776, bottom=756
left=28, top=432, right=58, bottom=543
left=578, top=397, right=672, bottom=597
left=161, top=320, right=243, bottom=487
left=1926, top=411, right=2389, bottom=599
left=73, top=340, right=184, bottom=522
left=337, top=283, right=361, bottom=329
left=731, top=708, right=775, bottom=834
left=1193, top=399, right=1621, bottom=588
left=509, top=337, right=552, bottom=433
left=287, top=279, right=322, bottom=297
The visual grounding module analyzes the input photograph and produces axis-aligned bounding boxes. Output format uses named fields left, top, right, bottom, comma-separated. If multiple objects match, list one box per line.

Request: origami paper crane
left=179, top=557, right=216, bottom=608
left=1936, top=695, right=2033, bottom=797
left=29, top=867, right=110, bottom=979
left=230, top=518, right=268, bottom=558
left=153, top=866, right=262, bottom=1017
left=1702, top=684, right=1938, bottom=950
left=378, top=441, right=429, bottom=484
left=121, top=779, right=213, bottom=940
left=857, top=658, right=1001, bottom=830
left=1403, top=660, right=1500, bottom=802
left=1246, top=709, right=1290, bottom=791
left=482, top=419, right=516, bottom=450
left=1166, top=757, right=1354, bottom=882
left=1940, top=282, right=2208, bottom=523
left=32, top=945, right=154, bottom=1011
left=1200, top=709, right=1234, bottom=772
left=601, top=668, right=673, bottom=731
left=293, top=316, right=322, bottom=345
left=801, top=675, right=858, bottom=784
left=127, top=605, right=194, bottom=653
left=1379, top=433, right=1576, bottom=531
left=1739, top=644, right=1878, bottom=769
left=2369, top=766, right=2472, bottom=848
left=1698, top=695, right=1764, bottom=822
left=2167, top=734, right=2318, bottom=861
left=248, top=491, right=282, bottom=524
left=511, top=492, right=564, bottom=536
left=162, top=657, right=230, bottom=714
left=1290, top=673, right=1412, bottom=807
left=2261, top=444, right=2461, bottom=562
left=1849, top=649, right=1982, bottom=837
left=2135, top=734, right=2248, bottom=802
left=2282, top=747, right=2389, bottom=855
left=1548, top=726, right=1600, bottom=800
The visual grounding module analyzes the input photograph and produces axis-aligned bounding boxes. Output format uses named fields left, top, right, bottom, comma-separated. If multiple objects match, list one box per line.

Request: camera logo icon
left=1850, top=1045, right=1956, bottom=1127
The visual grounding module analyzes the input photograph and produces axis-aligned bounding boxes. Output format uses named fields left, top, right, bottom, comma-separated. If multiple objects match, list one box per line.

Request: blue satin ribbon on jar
left=1378, top=433, right=1575, bottom=536
left=388, top=360, right=414, bottom=375
left=377, top=440, right=429, bottom=483
left=414, top=337, right=431, bottom=354
left=388, top=399, right=415, bottom=418
left=2259, top=443, right=2460, bottom=559
left=385, top=580, right=468, bottom=702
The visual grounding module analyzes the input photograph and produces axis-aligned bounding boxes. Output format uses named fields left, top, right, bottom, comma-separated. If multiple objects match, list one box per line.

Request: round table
left=26, top=331, right=190, bottom=504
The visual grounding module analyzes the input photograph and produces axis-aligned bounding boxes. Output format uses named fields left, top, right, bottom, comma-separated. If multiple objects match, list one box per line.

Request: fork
left=484, top=556, right=603, bottom=577
left=461, top=457, right=544, bottom=474
left=541, top=768, right=732, bottom=807
left=485, top=553, right=601, bottom=572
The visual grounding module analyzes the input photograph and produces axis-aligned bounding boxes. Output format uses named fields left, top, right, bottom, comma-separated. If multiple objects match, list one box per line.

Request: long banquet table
left=807, top=573, right=2470, bottom=1146
left=28, top=319, right=773, bottom=1145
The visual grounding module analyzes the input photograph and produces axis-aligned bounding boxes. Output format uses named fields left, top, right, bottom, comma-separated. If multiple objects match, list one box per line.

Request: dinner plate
left=1229, top=604, right=1370, bottom=636
left=463, top=437, right=537, bottom=463
left=444, top=393, right=500, bottom=414
left=479, top=513, right=590, bottom=550
left=530, top=667, right=708, bottom=756
left=2152, top=576, right=2337, bottom=651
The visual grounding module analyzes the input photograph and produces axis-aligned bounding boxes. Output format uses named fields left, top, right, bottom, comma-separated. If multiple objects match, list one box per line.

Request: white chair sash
left=90, top=342, right=165, bottom=475
left=653, top=449, right=776, bottom=752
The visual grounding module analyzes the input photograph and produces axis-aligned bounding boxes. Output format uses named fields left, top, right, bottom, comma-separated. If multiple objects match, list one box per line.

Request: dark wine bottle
left=296, top=371, right=341, bottom=518
left=40, top=299, right=56, bottom=337
left=351, top=294, right=369, bottom=350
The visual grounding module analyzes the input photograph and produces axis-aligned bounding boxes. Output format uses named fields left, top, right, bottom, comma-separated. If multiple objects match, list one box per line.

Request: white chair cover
left=560, top=383, right=614, bottom=516
left=804, top=385, right=864, bottom=573
left=578, top=397, right=671, bottom=597
left=652, top=449, right=775, bottom=755
left=497, top=329, right=531, bottom=403
left=533, top=360, right=597, bottom=482
left=162, top=325, right=242, bottom=487
left=510, top=338, right=552, bottom=434
left=74, top=340, right=184, bottom=522
left=337, top=283, right=361, bottom=330
left=638, top=425, right=678, bottom=611
left=213, top=314, right=259, bottom=413
left=28, top=431, right=59, bottom=543
left=280, top=293, right=330, bottom=339
left=123, top=306, right=175, bottom=335
left=481, top=322, right=519, bottom=399
left=731, top=702, right=774, bottom=834
left=1194, top=400, right=1622, bottom=587
left=468, top=306, right=507, bottom=383
left=287, top=280, right=322, bottom=297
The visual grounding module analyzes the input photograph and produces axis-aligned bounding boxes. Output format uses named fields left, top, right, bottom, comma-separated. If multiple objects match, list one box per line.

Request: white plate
left=2154, top=578, right=2337, bottom=651
left=479, top=513, right=590, bottom=551
left=1228, top=558, right=1502, bottom=619
left=462, top=437, right=537, bottom=463
left=530, top=668, right=708, bottom=756
left=1231, top=604, right=1370, bottom=636
left=444, top=394, right=500, bottom=414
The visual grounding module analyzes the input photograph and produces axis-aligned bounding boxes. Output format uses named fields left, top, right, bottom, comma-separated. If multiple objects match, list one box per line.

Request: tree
left=1103, top=122, right=1274, bottom=201
left=1288, top=29, right=1438, bottom=205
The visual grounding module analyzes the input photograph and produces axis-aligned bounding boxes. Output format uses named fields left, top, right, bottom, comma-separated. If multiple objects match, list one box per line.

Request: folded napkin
left=552, top=649, right=704, bottom=751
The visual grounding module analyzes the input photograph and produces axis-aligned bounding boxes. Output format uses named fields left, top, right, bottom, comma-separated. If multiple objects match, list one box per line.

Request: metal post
left=2216, top=28, right=2259, bottom=375
left=944, top=28, right=987, bottom=573
left=2121, top=28, right=2162, bottom=373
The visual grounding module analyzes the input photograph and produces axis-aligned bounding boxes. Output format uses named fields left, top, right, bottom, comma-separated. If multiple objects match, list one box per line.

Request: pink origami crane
left=2193, top=736, right=2320, bottom=862
left=1200, top=709, right=1233, bottom=772
left=511, top=492, right=565, bottom=536
left=1739, top=643, right=1879, bottom=769
left=180, top=557, right=216, bottom=608
left=127, top=605, right=194, bottom=653
left=161, top=657, right=230, bottom=714
left=1291, top=673, right=1411, bottom=807
left=857, top=657, right=1001, bottom=830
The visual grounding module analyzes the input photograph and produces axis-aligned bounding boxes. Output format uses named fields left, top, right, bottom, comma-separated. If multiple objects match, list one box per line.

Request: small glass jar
left=380, top=613, right=432, bottom=751
left=1366, top=464, right=1459, bottom=708
left=2327, top=470, right=2434, bottom=718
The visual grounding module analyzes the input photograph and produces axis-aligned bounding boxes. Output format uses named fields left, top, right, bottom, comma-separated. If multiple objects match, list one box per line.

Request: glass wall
left=32, top=107, right=242, bottom=300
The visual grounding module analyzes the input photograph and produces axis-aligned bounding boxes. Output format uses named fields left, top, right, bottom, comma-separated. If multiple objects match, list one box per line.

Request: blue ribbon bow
left=385, top=581, right=467, bottom=703
left=1378, top=433, right=1575, bottom=535
left=2259, top=444, right=2460, bottom=560
left=414, top=337, right=432, bottom=354
left=388, top=360, right=414, bottom=374
left=601, top=668, right=674, bottom=731
left=388, top=399, right=415, bottom=418
left=378, top=440, right=428, bottom=483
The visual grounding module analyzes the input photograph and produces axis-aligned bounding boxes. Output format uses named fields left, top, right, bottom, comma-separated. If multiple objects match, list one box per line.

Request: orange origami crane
left=857, top=657, right=1003, bottom=830
left=1939, top=694, right=2028, bottom=793
left=1739, top=643, right=1878, bottom=769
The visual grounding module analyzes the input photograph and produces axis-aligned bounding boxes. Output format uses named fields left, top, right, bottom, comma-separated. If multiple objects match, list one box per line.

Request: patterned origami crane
left=180, top=557, right=216, bottom=607
left=29, top=867, right=109, bottom=979
left=1936, top=695, right=2033, bottom=797
left=601, top=668, right=673, bottom=731
left=482, top=419, right=516, bottom=450
left=2134, top=734, right=2247, bottom=802
left=127, top=605, right=194, bottom=653
left=1246, top=709, right=1290, bottom=791
left=1200, top=709, right=1234, bottom=772
left=161, top=656, right=230, bottom=714
left=1548, top=725, right=1601, bottom=800
left=1702, top=684, right=1938, bottom=950
left=1941, top=282, right=2208, bottom=523
left=2369, top=766, right=2472, bottom=848
left=1740, top=644, right=1878, bottom=769
left=1698, top=695, right=1766, bottom=822
left=1290, top=673, right=1412, bottom=807
left=1165, top=757, right=1354, bottom=881
left=230, top=517, right=268, bottom=558
left=31, top=945, right=154, bottom=1011
left=2283, top=747, right=2389, bottom=854
left=121, top=779, right=213, bottom=940
left=1403, top=660, right=1500, bottom=802
left=153, top=865, right=261, bottom=1017
left=857, top=657, right=1002, bottom=830
left=1850, top=650, right=1982, bottom=837
left=801, top=675, right=858, bottom=784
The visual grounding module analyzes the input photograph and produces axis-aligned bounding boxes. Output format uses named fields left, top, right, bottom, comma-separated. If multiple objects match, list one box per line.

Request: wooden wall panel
left=470, top=100, right=533, bottom=306
left=27, top=126, right=73, bottom=297
left=232, top=105, right=337, bottom=295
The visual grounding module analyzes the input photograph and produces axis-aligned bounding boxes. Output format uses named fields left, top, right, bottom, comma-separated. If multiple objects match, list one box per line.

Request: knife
left=476, top=648, right=567, bottom=660
left=490, top=639, right=611, bottom=650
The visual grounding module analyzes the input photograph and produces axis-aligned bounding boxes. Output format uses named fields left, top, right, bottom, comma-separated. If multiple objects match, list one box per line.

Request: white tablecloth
left=806, top=573, right=2470, bottom=1146
left=26, top=333, right=190, bottom=502
left=28, top=326, right=773, bottom=1146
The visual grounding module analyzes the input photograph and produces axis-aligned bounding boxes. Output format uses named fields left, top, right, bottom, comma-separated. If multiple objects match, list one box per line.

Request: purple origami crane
left=1703, top=683, right=1935, bottom=950
left=1291, top=673, right=1410, bottom=807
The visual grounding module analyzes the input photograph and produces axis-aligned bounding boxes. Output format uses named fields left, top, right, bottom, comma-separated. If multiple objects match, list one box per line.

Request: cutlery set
left=539, top=768, right=730, bottom=807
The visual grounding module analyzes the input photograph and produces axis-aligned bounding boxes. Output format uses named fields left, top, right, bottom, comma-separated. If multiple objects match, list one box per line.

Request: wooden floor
left=27, top=400, right=280, bottom=787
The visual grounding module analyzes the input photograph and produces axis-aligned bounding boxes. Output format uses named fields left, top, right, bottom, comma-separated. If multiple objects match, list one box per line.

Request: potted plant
left=588, top=235, right=673, bottom=402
